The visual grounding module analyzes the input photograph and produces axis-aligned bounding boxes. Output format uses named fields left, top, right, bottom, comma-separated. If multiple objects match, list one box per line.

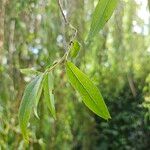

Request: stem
left=45, top=0, right=78, bottom=73
left=45, top=0, right=79, bottom=74
left=57, top=0, right=77, bottom=41
left=69, top=24, right=78, bottom=42
left=46, top=52, right=68, bottom=73
left=57, top=0, right=68, bottom=24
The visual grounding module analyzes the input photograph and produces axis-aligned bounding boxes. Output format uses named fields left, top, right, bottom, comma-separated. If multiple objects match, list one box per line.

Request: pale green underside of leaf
left=19, top=74, right=44, bottom=141
left=88, top=0, right=118, bottom=40
left=20, top=68, right=41, bottom=76
left=66, top=61, right=111, bottom=120
left=44, top=72, right=56, bottom=119
left=33, top=83, right=43, bottom=119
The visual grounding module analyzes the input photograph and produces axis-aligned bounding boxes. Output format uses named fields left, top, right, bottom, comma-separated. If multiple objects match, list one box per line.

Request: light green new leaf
left=20, top=68, right=41, bottom=76
left=88, top=0, right=118, bottom=40
left=19, top=74, right=44, bottom=141
left=44, top=72, right=56, bottom=119
left=70, top=40, right=81, bottom=58
left=66, top=61, right=111, bottom=120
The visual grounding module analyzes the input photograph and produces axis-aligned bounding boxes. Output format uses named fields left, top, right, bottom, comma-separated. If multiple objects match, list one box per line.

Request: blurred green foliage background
left=0, top=0, right=150, bottom=149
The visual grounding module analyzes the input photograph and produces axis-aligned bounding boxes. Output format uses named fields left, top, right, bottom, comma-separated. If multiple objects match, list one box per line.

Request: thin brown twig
left=57, top=0, right=77, bottom=38
left=45, top=0, right=79, bottom=73
left=57, top=0, right=68, bottom=24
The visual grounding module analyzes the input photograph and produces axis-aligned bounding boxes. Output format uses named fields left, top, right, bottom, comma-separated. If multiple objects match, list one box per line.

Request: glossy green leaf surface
left=70, top=40, right=81, bottom=58
left=44, top=72, right=56, bottom=119
left=19, top=74, right=44, bottom=141
left=88, top=0, right=118, bottom=40
left=66, top=61, right=111, bottom=120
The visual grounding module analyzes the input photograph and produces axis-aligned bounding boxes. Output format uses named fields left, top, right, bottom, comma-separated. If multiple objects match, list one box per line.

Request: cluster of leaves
left=19, top=0, right=118, bottom=141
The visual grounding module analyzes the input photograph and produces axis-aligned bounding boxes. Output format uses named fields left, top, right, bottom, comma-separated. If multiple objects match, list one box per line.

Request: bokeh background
left=0, top=0, right=150, bottom=149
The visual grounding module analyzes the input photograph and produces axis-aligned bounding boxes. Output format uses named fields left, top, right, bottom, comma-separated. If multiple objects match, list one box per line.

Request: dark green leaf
left=44, top=72, right=56, bottom=119
left=66, top=61, right=111, bottom=120
left=87, top=0, right=118, bottom=40
left=19, top=74, right=44, bottom=141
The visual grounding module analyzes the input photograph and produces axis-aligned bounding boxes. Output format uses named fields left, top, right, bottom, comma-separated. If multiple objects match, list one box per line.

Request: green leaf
left=44, top=72, right=56, bottom=119
left=66, top=61, right=111, bottom=120
left=70, top=40, right=81, bottom=58
left=87, top=0, right=118, bottom=40
left=20, top=68, right=41, bottom=76
left=33, top=83, right=43, bottom=119
left=19, top=74, right=44, bottom=141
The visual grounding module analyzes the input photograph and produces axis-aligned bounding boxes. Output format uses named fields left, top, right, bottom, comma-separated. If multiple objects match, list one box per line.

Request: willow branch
left=57, top=0, right=68, bottom=24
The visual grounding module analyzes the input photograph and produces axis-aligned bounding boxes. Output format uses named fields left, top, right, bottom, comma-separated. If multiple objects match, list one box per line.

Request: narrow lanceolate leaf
left=19, top=74, right=44, bottom=141
left=44, top=72, right=56, bottom=119
left=20, top=68, right=41, bottom=76
left=66, top=61, right=111, bottom=120
left=88, top=0, right=118, bottom=40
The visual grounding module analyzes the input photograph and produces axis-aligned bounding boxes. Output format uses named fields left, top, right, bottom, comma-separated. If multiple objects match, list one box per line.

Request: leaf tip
left=34, top=108, right=40, bottom=120
left=104, top=113, right=111, bottom=121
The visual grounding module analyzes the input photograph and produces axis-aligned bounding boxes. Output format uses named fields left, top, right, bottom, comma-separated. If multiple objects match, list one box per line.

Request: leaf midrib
left=20, top=76, right=41, bottom=128
left=67, top=63, right=102, bottom=113
left=90, top=0, right=111, bottom=37
left=20, top=84, right=36, bottom=128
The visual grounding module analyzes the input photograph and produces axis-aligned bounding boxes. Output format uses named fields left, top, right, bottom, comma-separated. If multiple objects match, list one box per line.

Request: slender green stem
left=45, top=52, right=68, bottom=73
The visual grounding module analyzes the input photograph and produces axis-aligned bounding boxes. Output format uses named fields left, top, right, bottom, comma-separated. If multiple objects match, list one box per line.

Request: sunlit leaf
left=19, top=74, right=44, bottom=141
left=87, top=0, right=118, bottom=40
left=44, top=72, right=56, bottom=119
left=66, top=61, right=111, bottom=120
left=70, top=40, right=81, bottom=58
